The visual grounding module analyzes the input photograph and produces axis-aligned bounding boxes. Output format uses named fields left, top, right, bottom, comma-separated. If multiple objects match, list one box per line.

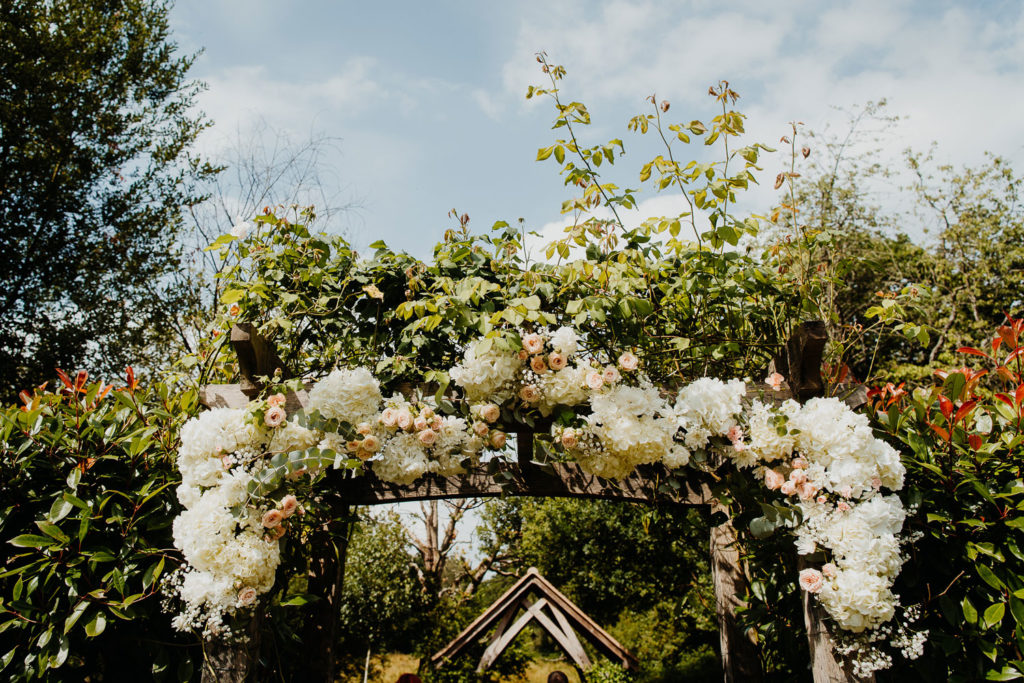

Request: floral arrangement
left=169, top=325, right=919, bottom=673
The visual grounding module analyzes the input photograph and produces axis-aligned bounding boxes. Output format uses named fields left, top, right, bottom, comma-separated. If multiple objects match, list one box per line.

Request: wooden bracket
left=230, top=323, right=290, bottom=398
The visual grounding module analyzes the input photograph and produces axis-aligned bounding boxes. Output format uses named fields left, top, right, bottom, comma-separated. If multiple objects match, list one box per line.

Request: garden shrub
left=0, top=371, right=199, bottom=681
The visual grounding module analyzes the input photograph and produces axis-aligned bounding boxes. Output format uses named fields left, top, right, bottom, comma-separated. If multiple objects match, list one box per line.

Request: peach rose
left=267, top=393, right=286, bottom=408
left=417, top=429, right=437, bottom=446
left=362, top=434, right=381, bottom=453
left=816, top=495, right=827, bottom=505
left=797, top=482, right=818, bottom=500
left=548, top=352, right=567, bottom=371
left=481, top=403, right=500, bottom=423
left=490, top=431, right=507, bottom=449
left=764, top=469, right=785, bottom=490
left=766, top=372, right=785, bottom=391
left=431, top=416, right=443, bottom=431
left=355, top=422, right=371, bottom=436
left=517, top=349, right=529, bottom=361
left=396, top=410, right=413, bottom=431
left=821, top=563, right=838, bottom=578
left=474, top=421, right=490, bottom=437
left=523, top=334, right=544, bottom=354
left=780, top=481, right=797, bottom=496
left=221, top=454, right=234, bottom=470
left=871, top=476, right=882, bottom=490
left=380, top=408, right=398, bottom=427
left=519, top=385, right=540, bottom=403
left=280, top=495, right=299, bottom=517
left=346, top=440, right=361, bottom=452
left=238, top=587, right=258, bottom=606
left=530, top=355, right=548, bottom=374
left=790, top=469, right=807, bottom=485
left=262, top=509, right=284, bottom=528
left=791, top=457, right=808, bottom=469
left=586, top=371, right=604, bottom=390
left=618, top=352, right=639, bottom=371
left=264, top=405, right=287, bottom=428
left=837, top=501, right=851, bottom=512
left=602, top=366, right=621, bottom=384
left=420, top=407, right=435, bottom=420
left=413, top=415, right=428, bottom=431
left=798, top=568, right=824, bottom=593
left=560, top=430, right=578, bottom=449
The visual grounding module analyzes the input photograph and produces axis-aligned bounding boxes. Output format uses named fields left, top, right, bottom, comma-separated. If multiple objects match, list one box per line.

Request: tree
left=0, top=0, right=214, bottom=398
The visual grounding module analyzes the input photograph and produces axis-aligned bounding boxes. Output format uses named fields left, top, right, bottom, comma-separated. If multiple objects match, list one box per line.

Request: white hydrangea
left=746, top=399, right=800, bottom=463
left=549, top=326, right=579, bottom=355
left=538, top=364, right=591, bottom=414
left=575, top=385, right=683, bottom=479
left=308, top=367, right=382, bottom=424
left=675, top=378, right=746, bottom=447
left=177, top=408, right=258, bottom=489
left=450, top=340, right=521, bottom=402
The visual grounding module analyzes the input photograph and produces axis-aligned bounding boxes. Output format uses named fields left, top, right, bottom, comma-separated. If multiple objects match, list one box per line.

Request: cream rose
left=481, top=403, right=500, bottom=423
left=519, top=385, right=540, bottom=403
left=522, top=334, right=544, bottom=354
left=764, top=468, right=785, bottom=490
left=280, top=495, right=299, bottom=517
left=267, top=393, right=286, bottom=408
left=618, top=352, right=639, bottom=371
left=262, top=509, right=284, bottom=529
left=238, top=587, right=258, bottom=607
left=799, top=568, right=824, bottom=593
left=264, top=405, right=287, bottom=428
left=490, top=430, right=507, bottom=449
left=586, top=371, right=604, bottom=390
left=417, top=429, right=437, bottom=446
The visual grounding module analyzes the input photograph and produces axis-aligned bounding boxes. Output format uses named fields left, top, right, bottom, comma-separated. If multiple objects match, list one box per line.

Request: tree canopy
left=0, top=0, right=213, bottom=398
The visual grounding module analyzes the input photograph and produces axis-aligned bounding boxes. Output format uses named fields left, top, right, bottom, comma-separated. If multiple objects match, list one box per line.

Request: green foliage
left=0, top=0, right=215, bottom=399
left=478, top=499, right=717, bottom=682
left=0, top=372, right=199, bottom=681
left=870, top=315, right=1024, bottom=681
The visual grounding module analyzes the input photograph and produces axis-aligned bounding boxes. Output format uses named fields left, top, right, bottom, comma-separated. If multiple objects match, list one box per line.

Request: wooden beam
left=326, top=462, right=712, bottom=508
left=710, top=502, right=761, bottom=683
left=477, top=598, right=549, bottom=672
left=230, top=323, right=290, bottom=398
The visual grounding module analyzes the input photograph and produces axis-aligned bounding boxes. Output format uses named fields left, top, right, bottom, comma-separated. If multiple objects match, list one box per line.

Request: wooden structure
left=431, top=567, right=638, bottom=674
left=198, top=321, right=869, bottom=683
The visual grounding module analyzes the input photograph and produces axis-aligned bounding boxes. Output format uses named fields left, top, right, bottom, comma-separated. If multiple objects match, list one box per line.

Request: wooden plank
left=710, top=503, right=762, bottom=682
left=531, top=605, right=593, bottom=672
left=547, top=600, right=593, bottom=671
left=477, top=598, right=549, bottom=672
left=230, top=323, right=290, bottom=398
left=200, top=384, right=309, bottom=411
left=327, top=462, right=712, bottom=508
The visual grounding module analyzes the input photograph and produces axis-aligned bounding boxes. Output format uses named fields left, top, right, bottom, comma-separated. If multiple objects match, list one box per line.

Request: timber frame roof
left=430, top=567, right=638, bottom=673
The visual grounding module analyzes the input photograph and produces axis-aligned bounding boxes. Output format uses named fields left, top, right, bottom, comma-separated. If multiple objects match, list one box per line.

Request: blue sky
left=170, top=0, right=1024, bottom=259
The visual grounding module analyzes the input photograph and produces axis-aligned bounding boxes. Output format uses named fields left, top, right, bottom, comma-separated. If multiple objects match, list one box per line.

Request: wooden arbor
left=199, top=321, right=867, bottom=682
left=432, top=567, right=638, bottom=674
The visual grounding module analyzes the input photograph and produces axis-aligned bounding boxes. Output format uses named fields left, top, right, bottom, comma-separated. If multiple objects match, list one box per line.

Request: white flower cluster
left=171, top=409, right=284, bottom=636
left=451, top=327, right=597, bottom=415
left=558, top=375, right=745, bottom=480
left=365, top=395, right=488, bottom=485
left=307, top=367, right=382, bottom=425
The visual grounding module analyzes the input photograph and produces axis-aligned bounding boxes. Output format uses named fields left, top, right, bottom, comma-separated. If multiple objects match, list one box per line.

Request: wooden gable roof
left=431, top=567, right=638, bottom=673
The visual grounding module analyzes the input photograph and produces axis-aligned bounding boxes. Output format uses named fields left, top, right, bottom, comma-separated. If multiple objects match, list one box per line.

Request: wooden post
left=778, top=322, right=870, bottom=683
left=295, top=505, right=353, bottom=682
left=710, top=503, right=762, bottom=682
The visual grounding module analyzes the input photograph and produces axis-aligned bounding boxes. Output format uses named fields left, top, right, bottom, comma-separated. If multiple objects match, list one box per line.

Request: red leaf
left=1000, top=326, right=1018, bottom=350
left=55, top=368, right=73, bottom=390
left=126, top=366, right=137, bottom=392
left=929, top=423, right=951, bottom=441
left=996, top=393, right=1015, bottom=409
left=957, top=346, right=990, bottom=358
left=18, top=390, right=31, bottom=406
left=938, top=395, right=954, bottom=421
left=74, top=370, right=88, bottom=394
left=1008, top=348, right=1024, bottom=365
left=1016, top=383, right=1024, bottom=407
left=955, top=399, right=979, bottom=424
left=97, top=384, right=113, bottom=402
left=969, top=434, right=983, bottom=451
left=993, top=336, right=1004, bottom=355
left=997, top=366, right=1019, bottom=383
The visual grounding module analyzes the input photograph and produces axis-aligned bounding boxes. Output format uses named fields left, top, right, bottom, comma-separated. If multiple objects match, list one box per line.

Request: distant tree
left=0, top=0, right=214, bottom=397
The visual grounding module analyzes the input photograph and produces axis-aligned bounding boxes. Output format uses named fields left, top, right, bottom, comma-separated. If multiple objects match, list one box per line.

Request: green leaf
left=64, top=603, right=89, bottom=634
left=963, top=596, right=979, bottom=624
left=978, top=564, right=1006, bottom=591
left=984, top=602, right=1006, bottom=629
left=8, top=534, right=54, bottom=548
left=84, top=611, right=107, bottom=637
